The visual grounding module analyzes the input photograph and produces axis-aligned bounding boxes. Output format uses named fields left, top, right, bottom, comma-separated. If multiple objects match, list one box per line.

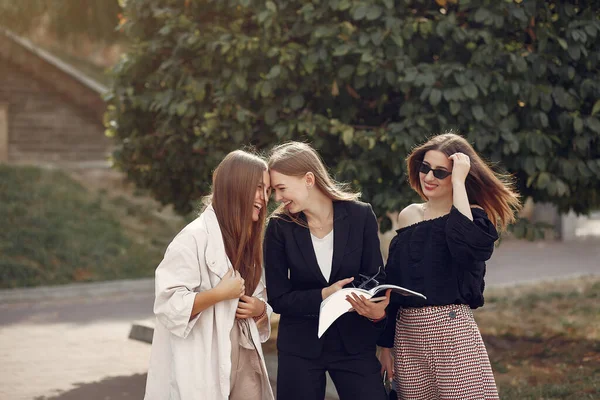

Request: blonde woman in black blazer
left=264, top=142, right=390, bottom=400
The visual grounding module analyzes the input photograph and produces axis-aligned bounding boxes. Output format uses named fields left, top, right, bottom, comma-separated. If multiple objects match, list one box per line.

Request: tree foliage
left=0, top=0, right=123, bottom=43
left=106, top=0, right=600, bottom=226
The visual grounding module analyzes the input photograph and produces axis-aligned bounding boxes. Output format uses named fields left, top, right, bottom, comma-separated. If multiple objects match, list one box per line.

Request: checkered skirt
left=393, top=304, right=499, bottom=400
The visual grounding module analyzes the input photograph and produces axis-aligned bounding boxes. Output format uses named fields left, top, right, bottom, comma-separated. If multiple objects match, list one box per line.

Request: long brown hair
left=406, top=132, right=521, bottom=231
left=268, top=141, right=360, bottom=221
left=206, top=150, right=267, bottom=295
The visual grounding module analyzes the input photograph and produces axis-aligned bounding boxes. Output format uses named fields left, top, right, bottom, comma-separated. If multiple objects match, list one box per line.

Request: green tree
left=106, top=0, right=600, bottom=229
left=0, top=0, right=123, bottom=43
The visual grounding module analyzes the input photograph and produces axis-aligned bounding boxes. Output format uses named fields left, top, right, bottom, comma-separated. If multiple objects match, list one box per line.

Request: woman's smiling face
left=252, top=169, right=271, bottom=222
left=419, top=150, right=453, bottom=200
left=269, top=169, right=311, bottom=214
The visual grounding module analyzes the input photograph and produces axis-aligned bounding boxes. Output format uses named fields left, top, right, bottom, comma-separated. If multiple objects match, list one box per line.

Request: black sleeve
left=445, top=206, right=498, bottom=263
left=377, top=302, right=399, bottom=347
left=264, top=218, right=323, bottom=316
left=360, top=203, right=385, bottom=281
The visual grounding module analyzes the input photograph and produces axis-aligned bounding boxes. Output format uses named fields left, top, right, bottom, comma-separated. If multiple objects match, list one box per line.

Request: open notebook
left=318, top=284, right=426, bottom=338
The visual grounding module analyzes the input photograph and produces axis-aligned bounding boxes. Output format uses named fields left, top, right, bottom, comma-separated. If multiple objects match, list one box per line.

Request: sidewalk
left=0, top=291, right=153, bottom=400
left=1, top=238, right=598, bottom=399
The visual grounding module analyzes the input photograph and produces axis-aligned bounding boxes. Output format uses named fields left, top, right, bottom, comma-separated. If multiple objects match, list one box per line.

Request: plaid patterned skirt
left=393, top=304, right=499, bottom=400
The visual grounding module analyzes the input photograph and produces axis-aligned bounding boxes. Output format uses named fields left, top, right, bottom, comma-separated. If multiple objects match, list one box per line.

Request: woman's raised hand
left=449, top=152, right=471, bottom=184
left=346, top=288, right=391, bottom=321
left=322, top=277, right=354, bottom=300
left=215, top=269, right=245, bottom=300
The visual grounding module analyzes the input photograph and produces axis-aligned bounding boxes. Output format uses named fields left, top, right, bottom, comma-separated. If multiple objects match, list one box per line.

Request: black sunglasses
left=418, top=162, right=452, bottom=179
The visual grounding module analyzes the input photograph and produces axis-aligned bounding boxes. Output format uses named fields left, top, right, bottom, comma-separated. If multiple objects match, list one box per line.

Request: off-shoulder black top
left=378, top=206, right=498, bottom=347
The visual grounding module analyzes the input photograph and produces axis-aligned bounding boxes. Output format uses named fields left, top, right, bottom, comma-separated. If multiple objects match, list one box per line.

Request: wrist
left=368, top=312, right=386, bottom=323
left=211, top=286, right=229, bottom=302
left=452, top=178, right=466, bottom=187
left=252, top=300, right=267, bottom=322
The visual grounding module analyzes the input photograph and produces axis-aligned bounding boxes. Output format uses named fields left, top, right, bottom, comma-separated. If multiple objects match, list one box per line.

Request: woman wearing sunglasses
left=378, top=132, right=521, bottom=399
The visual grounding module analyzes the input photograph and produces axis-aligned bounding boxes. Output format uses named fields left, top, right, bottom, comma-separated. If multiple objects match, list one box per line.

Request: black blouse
left=378, top=206, right=498, bottom=347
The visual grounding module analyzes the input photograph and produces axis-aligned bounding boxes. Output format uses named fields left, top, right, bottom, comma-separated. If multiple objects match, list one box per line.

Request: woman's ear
left=305, top=172, right=315, bottom=188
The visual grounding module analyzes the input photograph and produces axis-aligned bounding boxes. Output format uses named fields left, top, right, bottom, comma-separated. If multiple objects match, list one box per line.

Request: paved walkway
left=0, top=291, right=152, bottom=400
left=0, top=238, right=598, bottom=399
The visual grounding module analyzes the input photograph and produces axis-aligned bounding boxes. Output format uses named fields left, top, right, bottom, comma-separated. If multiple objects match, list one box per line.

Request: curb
left=485, top=272, right=598, bottom=289
left=0, top=278, right=154, bottom=303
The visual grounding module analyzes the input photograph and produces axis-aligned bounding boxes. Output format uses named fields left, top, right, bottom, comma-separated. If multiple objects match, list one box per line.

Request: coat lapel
left=292, top=215, right=329, bottom=286
left=330, top=201, right=349, bottom=281
left=202, top=205, right=233, bottom=278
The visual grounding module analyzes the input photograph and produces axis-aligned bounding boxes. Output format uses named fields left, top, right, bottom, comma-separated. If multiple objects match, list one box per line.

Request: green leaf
left=337, top=0, right=351, bottom=10
left=261, top=81, right=273, bottom=97
left=556, top=180, right=569, bottom=197
left=557, top=38, right=568, bottom=50
left=366, top=6, right=382, bottom=21
left=474, top=8, right=490, bottom=24
left=471, top=105, right=485, bottom=121
left=497, top=103, right=509, bottom=117
left=371, top=30, right=384, bottom=46
left=463, top=82, right=478, bottom=99
left=258, top=10, right=270, bottom=23
left=266, top=1, right=277, bottom=12
left=342, top=127, right=355, bottom=146
left=591, top=100, right=600, bottom=116
left=265, top=108, right=277, bottom=126
left=449, top=101, right=461, bottom=116
left=266, top=65, right=281, bottom=80
left=390, top=33, right=404, bottom=47
left=568, top=45, right=581, bottom=60
left=540, top=93, right=553, bottom=112
left=538, top=113, right=549, bottom=128
left=176, top=102, right=188, bottom=116
left=511, top=8, right=527, bottom=23
left=536, top=172, right=551, bottom=189
left=290, top=94, right=305, bottom=110
left=339, top=65, right=354, bottom=79
left=587, top=117, right=600, bottom=134
left=573, top=116, right=584, bottom=134
left=523, top=157, right=536, bottom=175
left=535, top=157, right=547, bottom=170
left=352, top=6, right=368, bottom=20
left=333, top=44, right=351, bottom=56
left=429, top=89, right=442, bottom=106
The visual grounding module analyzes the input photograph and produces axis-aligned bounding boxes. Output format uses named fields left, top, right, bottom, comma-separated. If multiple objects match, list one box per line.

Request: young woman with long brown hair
left=378, top=132, right=521, bottom=399
left=145, top=150, right=274, bottom=400
left=264, top=141, right=390, bottom=400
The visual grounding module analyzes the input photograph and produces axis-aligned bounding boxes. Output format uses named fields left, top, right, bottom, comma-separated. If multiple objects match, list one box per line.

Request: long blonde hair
left=205, top=150, right=267, bottom=295
left=268, top=142, right=359, bottom=220
left=407, top=132, right=521, bottom=231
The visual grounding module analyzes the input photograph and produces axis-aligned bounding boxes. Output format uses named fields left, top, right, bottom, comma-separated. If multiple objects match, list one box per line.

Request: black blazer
left=264, top=200, right=386, bottom=359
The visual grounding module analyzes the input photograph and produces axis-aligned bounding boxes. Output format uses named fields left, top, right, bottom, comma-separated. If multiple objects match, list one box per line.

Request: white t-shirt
left=311, top=229, right=334, bottom=283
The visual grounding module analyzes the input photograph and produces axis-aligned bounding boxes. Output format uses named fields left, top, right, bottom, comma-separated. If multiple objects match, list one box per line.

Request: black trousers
left=276, top=328, right=387, bottom=400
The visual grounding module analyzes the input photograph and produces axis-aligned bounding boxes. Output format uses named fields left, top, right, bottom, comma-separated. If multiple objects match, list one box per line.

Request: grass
left=476, top=277, right=600, bottom=399
left=0, top=165, right=187, bottom=288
